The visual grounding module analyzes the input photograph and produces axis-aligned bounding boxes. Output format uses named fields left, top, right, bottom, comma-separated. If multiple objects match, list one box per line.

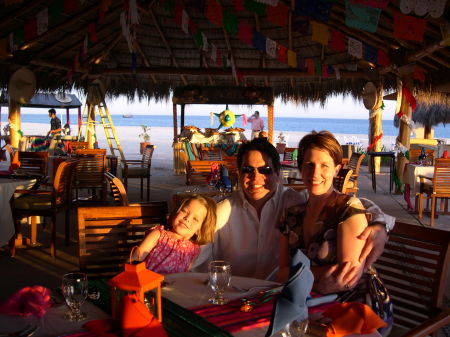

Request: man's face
left=240, top=150, right=279, bottom=202
left=49, top=113, right=53, bottom=118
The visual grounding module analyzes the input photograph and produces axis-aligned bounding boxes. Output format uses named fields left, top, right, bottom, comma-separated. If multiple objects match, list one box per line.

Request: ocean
left=1, top=113, right=449, bottom=139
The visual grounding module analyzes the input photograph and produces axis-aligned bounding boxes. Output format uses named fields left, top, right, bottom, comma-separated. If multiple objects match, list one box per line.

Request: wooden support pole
left=172, top=103, right=177, bottom=142
left=8, top=100, right=21, bottom=149
left=181, top=104, right=185, bottom=130
left=368, top=85, right=384, bottom=173
left=396, top=76, right=413, bottom=186
left=424, top=125, right=433, bottom=139
left=268, top=104, right=274, bottom=143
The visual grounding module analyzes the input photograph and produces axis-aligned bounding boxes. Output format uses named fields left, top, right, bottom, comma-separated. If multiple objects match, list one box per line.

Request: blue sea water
left=1, top=113, right=448, bottom=139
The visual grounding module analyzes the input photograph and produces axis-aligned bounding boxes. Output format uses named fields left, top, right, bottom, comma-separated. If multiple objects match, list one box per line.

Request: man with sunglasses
left=191, top=138, right=393, bottom=281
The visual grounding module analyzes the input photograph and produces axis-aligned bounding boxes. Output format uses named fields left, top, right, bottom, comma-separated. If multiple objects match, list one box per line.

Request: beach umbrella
left=393, top=103, right=450, bottom=128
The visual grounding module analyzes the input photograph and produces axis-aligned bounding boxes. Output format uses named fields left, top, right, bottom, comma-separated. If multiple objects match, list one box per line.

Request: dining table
left=401, top=163, right=434, bottom=211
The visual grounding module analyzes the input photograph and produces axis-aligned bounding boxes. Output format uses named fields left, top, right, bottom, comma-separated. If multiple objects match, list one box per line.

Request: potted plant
left=275, top=132, right=286, bottom=155
left=139, top=125, right=151, bottom=154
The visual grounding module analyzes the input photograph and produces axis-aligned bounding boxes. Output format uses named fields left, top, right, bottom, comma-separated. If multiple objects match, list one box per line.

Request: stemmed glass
left=208, top=260, right=231, bottom=305
left=276, top=319, right=309, bottom=337
left=61, top=272, right=88, bottom=322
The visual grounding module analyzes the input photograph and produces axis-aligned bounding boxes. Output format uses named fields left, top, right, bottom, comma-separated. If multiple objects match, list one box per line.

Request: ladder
left=77, top=84, right=125, bottom=162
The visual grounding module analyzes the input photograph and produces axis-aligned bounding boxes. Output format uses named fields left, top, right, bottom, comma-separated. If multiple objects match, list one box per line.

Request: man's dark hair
left=254, top=111, right=259, bottom=116
left=48, top=108, right=56, bottom=115
left=237, top=138, right=281, bottom=173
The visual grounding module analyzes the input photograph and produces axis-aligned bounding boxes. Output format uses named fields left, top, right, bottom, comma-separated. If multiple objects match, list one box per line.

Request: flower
left=139, top=125, right=151, bottom=142
left=277, top=132, right=286, bottom=143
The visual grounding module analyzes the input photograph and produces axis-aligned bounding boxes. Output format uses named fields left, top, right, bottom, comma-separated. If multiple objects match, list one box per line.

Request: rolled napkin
left=0, top=285, right=52, bottom=318
left=322, top=302, right=387, bottom=337
left=265, top=250, right=314, bottom=337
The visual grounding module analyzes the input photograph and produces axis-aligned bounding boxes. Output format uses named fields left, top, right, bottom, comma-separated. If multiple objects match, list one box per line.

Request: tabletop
left=402, top=163, right=434, bottom=194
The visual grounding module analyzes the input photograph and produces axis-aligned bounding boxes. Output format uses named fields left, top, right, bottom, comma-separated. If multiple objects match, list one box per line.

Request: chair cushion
left=14, top=194, right=52, bottom=210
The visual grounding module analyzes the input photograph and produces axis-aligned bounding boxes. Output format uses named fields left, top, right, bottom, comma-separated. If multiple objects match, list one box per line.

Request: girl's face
left=301, top=148, right=341, bottom=196
left=172, top=199, right=207, bottom=240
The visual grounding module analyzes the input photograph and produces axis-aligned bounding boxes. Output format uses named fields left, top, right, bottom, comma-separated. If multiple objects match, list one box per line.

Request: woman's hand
left=313, top=261, right=364, bottom=294
left=358, top=224, right=387, bottom=270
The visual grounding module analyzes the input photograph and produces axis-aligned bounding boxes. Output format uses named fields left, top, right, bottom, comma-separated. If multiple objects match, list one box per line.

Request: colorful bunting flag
left=49, top=0, right=64, bottom=25
left=210, top=43, right=217, bottom=62
left=306, top=58, right=314, bottom=75
left=223, top=10, right=238, bottom=35
left=234, top=0, right=244, bottom=11
left=329, top=29, right=346, bottom=51
left=206, top=0, right=223, bottom=27
left=164, top=0, right=175, bottom=16
left=412, top=66, right=425, bottom=82
left=36, top=8, right=48, bottom=36
left=253, top=29, right=266, bottom=51
left=277, top=44, right=287, bottom=63
left=194, top=31, right=203, bottom=47
left=87, top=23, right=98, bottom=43
left=345, top=0, right=381, bottom=33
left=99, top=0, right=112, bottom=21
left=377, top=49, right=389, bottom=66
left=131, top=52, right=137, bottom=72
left=24, top=18, right=38, bottom=41
left=174, top=4, right=183, bottom=26
left=266, top=38, right=276, bottom=58
left=363, top=44, right=377, bottom=64
left=0, top=38, right=9, bottom=59
left=64, top=0, right=77, bottom=14
left=349, top=0, right=389, bottom=9
left=314, top=59, right=322, bottom=75
left=348, top=37, right=362, bottom=59
left=182, top=9, right=190, bottom=34
left=288, top=49, right=297, bottom=68
left=245, top=0, right=266, bottom=15
left=321, top=64, right=328, bottom=77
left=201, top=32, right=208, bottom=51
left=266, top=1, right=288, bottom=27
left=294, top=0, right=332, bottom=22
left=253, top=0, right=278, bottom=5
left=10, top=30, right=24, bottom=51
left=239, top=21, right=253, bottom=45
left=189, top=20, right=197, bottom=34
left=311, top=21, right=329, bottom=45
left=393, top=12, right=426, bottom=42
left=333, top=65, right=341, bottom=79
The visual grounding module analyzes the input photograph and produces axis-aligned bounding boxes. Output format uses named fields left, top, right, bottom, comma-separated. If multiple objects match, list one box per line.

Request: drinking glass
left=62, top=272, right=88, bottom=322
left=208, top=260, right=231, bottom=305
left=276, top=319, right=309, bottom=337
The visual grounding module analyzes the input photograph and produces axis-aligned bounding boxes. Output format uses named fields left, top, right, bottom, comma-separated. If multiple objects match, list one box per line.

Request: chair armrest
left=419, top=175, right=433, bottom=183
left=123, top=160, right=143, bottom=163
left=14, top=189, right=52, bottom=195
left=401, top=308, right=450, bottom=337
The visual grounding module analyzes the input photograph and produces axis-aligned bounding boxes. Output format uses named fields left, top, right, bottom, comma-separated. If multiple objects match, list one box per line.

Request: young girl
left=133, top=194, right=216, bottom=274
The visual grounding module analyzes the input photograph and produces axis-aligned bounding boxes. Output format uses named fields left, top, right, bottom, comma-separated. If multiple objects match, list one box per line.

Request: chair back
left=53, top=160, right=77, bottom=206
left=346, top=152, right=365, bottom=182
left=283, top=147, right=297, bottom=162
left=105, top=172, right=129, bottom=206
left=432, top=158, right=450, bottom=195
left=409, top=148, right=435, bottom=164
left=74, top=153, right=107, bottom=189
left=70, top=141, right=89, bottom=151
left=75, top=148, right=107, bottom=155
left=17, top=151, right=49, bottom=178
left=333, top=168, right=353, bottom=193
left=142, top=145, right=155, bottom=166
left=374, top=221, right=450, bottom=331
left=77, top=203, right=169, bottom=278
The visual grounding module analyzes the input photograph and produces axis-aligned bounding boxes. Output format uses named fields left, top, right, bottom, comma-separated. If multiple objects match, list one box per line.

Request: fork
left=0, top=325, right=39, bottom=337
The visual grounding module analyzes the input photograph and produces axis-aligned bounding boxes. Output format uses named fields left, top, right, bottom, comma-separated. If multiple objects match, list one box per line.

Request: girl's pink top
left=144, top=226, right=201, bottom=274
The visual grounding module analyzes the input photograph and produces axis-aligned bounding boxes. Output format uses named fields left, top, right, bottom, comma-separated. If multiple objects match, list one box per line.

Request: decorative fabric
left=294, top=0, right=332, bottom=22
left=349, top=0, right=389, bottom=9
left=36, top=8, right=48, bottom=35
left=377, top=49, right=389, bottom=66
left=364, top=44, right=378, bottom=64
left=345, top=0, right=381, bottom=33
left=223, top=10, right=238, bottom=35
left=144, top=226, right=201, bottom=274
left=252, top=29, right=266, bottom=52
left=239, top=21, right=253, bottom=45
left=329, top=29, right=346, bottom=51
left=393, top=12, right=427, bottom=42
left=348, top=37, right=362, bottom=59
left=276, top=43, right=287, bottom=63
left=306, top=58, right=314, bottom=75
left=24, top=18, right=37, bottom=41
left=0, top=286, right=52, bottom=318
left=266, top=1, right=288, bottom=27
left=287, top=50, right=297, bottom=68
left=311, top=21, right=329, bottom=46
left=207, top=0, right=223, bottom=26
left=244, top=0, right=267, bottom=15
left=266, top=38, right=277, bottom=58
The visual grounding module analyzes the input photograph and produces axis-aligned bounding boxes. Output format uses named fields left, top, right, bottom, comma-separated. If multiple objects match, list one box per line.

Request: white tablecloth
left=402, top=164, right=434, bottom=194
left=0, top=178, right=36, bottom=246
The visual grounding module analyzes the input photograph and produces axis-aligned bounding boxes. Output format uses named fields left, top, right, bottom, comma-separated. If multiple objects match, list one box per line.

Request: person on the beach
left=133, top=194, right=216, bottom=274
left=278, top=130, right=393, bottom=334
left=47, top=109, right=62, bottom=155
left=248, top=111, right=264, bottom=140
left=191, top=138, right=394, bottom=281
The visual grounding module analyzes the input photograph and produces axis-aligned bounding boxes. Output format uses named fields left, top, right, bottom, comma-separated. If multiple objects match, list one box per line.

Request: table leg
left=371, top=156, right=376, bottom=193
left=389, top=158, right=393, bottom=193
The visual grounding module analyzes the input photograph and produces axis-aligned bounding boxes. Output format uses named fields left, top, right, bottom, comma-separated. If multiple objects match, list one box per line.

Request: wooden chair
left=10, top=160, right=77, bottom=257
left=200, top=146, right=223, bottom=161
left=123, top=145, right=155, bottom=201
left=75, top=148, right=107, bottom=155
left=343, top=152, right=365, bottom=196
left=283, top=147, right=297, bottom=162
left=418, top=158, right=450, bottom=226
left=374, top=221, right=450, bottom=336
left=186, top=160, right=223, bottom=185
left=16, top=151, right=49, bottom=181
left=73, top=152, right=107, bottom=203
left=77, top=203, right=168, bottom=278
left=409, top=148, right=435, bottom=164
left=70, top=141, right=89, bottom=151
left=105, top=172, right=130, bottom=206
left=332, top=168, right=353, bottom=194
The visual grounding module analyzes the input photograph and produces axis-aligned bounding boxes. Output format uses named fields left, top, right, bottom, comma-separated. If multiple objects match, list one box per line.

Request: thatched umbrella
left=394, top=103, right=450, bottom=128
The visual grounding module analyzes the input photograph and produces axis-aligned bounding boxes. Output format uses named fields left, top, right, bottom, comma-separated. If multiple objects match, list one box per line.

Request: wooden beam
left=288, top=0, right=295, bottom=89
left=139, top=6, right=188, bottom=85
left=31, top=58, right=89, bottom=73
left=0, top=0, right=47, bottom=33
left=102, top=66, right=364, bottom=78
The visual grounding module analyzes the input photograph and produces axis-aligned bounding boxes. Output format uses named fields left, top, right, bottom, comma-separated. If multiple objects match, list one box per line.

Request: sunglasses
left=241, top=166, right=273, bottom=175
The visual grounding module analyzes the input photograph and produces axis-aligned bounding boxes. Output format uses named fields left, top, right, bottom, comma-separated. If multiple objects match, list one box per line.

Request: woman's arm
left=133, top=229, right=161, bottom=261
left=337, top=212, right=368, bottom=263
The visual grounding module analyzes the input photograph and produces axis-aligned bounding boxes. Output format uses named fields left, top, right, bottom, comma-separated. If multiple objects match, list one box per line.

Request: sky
left=18, top=93, right=398, bottom=120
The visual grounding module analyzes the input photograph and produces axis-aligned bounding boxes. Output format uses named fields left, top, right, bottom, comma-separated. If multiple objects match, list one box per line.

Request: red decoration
left=412, top=67, right=425, bottom=82
left=329, top=29, right=346, bottom=51
left=87, top=23, right=98, bottom=43
left=266, top=2, right=288, bottom=27
left=24, top=18, right=38, bottom=41
left=402, top=87, right=416, bottom=112
left=234, top=0, right=244, bottom=11
left=377, top=49, right=389, bottom=66
left=306, top=58, right=314, bottom=75
left=322, top=64, right=328, bottom=78
left=367, top=133, right=383, bottom=152
left=216, top=48, right=222, bottom=66
left=393, top=12, right=427, bottom=42
left=349, top=0, right=389, bottom=9
left=206, top=0, right=223, bottom=27
left=64, top=0, right=77, bottom=14
left=174, top=4, right=183, bottom=26
left=238, top=21, right=253, bottom=45
left=189, top=20, right=197, bottom=34
left=276, top=44, right=287, bottom=63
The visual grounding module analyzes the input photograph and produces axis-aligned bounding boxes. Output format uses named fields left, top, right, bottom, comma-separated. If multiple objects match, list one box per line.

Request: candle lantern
left=108, top=261, right=164, bottom=322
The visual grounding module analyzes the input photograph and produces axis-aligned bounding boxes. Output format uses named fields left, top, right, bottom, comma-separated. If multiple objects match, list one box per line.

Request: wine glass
left=208, top=260, right=231, bottom=305
left=61, top=272, right=88, bottom=322
left=276, top=319, right=309, bottom=337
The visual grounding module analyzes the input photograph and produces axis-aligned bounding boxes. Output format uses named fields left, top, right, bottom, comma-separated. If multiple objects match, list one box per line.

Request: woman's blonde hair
left=297, top=130, right=342, bottom=167
left=172, top=194, right=216, bottom=245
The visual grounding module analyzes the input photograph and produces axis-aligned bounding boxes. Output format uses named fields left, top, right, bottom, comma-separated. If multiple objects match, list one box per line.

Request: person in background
left=278, top=130, right=393, bottom=334
left=47, top=109, right=62, bottom=155
left=248, top=111, right=264, bottom=140
left=191, top=138, right=394, bottom=281
left=132, top=194, right=216, bottom=274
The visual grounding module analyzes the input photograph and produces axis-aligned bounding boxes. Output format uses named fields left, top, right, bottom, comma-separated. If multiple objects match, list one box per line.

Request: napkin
left=322, top=302, right=387, bottom=337
left=0, top=285, right=52, bottom=318
left=265, top=250, right=314, bottom=337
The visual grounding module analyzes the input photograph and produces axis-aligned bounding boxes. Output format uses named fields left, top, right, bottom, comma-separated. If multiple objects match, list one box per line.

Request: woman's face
left=301, top=147, right=341, bottom=196
left=172, top=199, right=207, bottom=240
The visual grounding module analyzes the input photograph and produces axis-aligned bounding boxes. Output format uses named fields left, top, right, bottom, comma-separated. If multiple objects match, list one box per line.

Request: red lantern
left=108, top=261, right=164, bottom=322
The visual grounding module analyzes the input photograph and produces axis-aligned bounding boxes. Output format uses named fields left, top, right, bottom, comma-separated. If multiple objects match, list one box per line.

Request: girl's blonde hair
left=172, top=194, right=216, bottom=245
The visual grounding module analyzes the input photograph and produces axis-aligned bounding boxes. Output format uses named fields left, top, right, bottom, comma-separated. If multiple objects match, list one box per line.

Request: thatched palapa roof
left=0, top=0, right=449, bottom=105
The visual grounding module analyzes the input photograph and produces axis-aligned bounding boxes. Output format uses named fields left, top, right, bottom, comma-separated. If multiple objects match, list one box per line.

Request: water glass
left=62, top=272, right=88, bottom=322
left=276, top=319, right=309, bottom=337
left=208, top=260, right=231, bottom=305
